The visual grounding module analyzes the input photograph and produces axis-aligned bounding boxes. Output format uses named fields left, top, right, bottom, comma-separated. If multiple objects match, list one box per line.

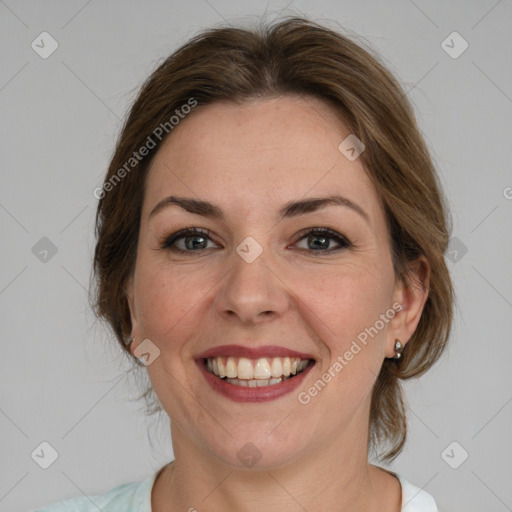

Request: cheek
left=292, top=261, right=392, bottom=386
left=132, top=262, right=207, bottom=408
left=297, top=258, right=392, bottom=332
left=134, top=264, right=202, bottom=342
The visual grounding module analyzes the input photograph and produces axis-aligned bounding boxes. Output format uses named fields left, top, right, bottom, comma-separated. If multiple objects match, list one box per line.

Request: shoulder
left=32, top=473, right=156, bottom=512
left=396, top=474, right=439, bottom=512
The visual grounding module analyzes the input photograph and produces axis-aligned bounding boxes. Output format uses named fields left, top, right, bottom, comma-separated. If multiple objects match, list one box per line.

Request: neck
left=152, top=427, right=400, bottom=512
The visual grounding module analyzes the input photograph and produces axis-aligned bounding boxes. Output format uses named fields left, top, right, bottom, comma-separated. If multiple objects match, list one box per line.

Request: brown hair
left=93, top=16, right=454, bottom=462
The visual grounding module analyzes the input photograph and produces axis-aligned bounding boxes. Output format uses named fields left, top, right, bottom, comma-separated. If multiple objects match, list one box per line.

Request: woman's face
left=126, top=95, right=427, bottom=469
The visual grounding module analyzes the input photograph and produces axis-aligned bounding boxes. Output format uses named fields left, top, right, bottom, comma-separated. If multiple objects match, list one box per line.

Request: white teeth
left=223, top=377, right=284, bottom=387
left=297, top=359, right=308, bottom=372
left=237, top=358, right=253, bottom=379
left=282, top=357, right=291, bottom=377
left=205, top=356, right=311, bottom=383
left=270, top=358, right=283, bottom=378
left=254, top=358, right=271, bottom=379
left=225, top=357, right=237, bottom=378
left=217, top=358, right=226, bottom=376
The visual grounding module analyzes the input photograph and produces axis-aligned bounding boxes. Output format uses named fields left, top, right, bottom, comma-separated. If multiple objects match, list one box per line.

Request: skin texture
left=126, top=95, right=430, bottom=512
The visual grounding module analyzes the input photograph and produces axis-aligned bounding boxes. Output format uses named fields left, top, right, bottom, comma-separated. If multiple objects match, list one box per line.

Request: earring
left=124, top=337, right=134, bottom=346
left=394, top=339, right=404, bottom=359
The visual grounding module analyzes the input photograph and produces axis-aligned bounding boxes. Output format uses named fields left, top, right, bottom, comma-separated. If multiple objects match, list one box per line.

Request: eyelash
left=160, top=227, right=353, bottom=256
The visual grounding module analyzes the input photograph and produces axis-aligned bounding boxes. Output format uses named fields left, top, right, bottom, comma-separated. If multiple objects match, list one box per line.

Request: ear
left=386, top=255, right=430, bottom=358
left=124, top=274, right=140, bottom=358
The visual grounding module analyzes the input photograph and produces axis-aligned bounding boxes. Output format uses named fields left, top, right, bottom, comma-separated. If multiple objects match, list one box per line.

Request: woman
left=35, top=16, right=453, bottom=512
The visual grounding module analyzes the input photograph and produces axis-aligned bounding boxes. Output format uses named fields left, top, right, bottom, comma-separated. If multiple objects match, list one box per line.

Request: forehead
left=143, top=95, right=382, bottom=224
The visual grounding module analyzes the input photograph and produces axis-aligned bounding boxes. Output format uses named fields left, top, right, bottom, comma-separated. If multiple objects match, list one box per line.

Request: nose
left=214, top=245, right=290, bottom=325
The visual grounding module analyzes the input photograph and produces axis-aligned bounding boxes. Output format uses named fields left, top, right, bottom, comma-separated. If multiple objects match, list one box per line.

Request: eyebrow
left=149, top=194, right=370, bottom=224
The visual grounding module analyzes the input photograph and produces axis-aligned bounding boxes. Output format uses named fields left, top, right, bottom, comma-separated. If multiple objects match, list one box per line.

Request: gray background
left=1, top=1, right=511, bottom=511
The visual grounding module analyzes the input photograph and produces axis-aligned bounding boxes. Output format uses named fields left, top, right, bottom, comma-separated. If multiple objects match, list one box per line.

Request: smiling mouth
left=204, top=356, right=313, bottom=387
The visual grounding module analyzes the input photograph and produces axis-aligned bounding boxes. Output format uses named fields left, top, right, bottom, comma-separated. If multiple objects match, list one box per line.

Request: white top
left=33, top=466, right=438, bottom=511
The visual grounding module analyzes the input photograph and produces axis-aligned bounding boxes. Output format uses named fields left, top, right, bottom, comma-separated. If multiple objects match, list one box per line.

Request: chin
left=201, top=427, right=311, bottom=471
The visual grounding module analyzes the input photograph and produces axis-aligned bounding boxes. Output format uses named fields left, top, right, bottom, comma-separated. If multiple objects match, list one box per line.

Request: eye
left=293, top=227, right=352, bottom=254
left=160, top=228, right=217, bottom=253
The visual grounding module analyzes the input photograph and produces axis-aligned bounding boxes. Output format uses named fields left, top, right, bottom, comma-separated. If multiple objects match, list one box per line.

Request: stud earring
left=394, top=339, right=404, bottom=359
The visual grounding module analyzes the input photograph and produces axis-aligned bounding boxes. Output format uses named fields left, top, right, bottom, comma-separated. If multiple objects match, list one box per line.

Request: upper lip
left=196, top=344, right=315, bottom=360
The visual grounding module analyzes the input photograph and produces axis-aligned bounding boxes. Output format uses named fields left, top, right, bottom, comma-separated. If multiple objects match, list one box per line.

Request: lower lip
left=196, top=359, right=315, bottom=403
